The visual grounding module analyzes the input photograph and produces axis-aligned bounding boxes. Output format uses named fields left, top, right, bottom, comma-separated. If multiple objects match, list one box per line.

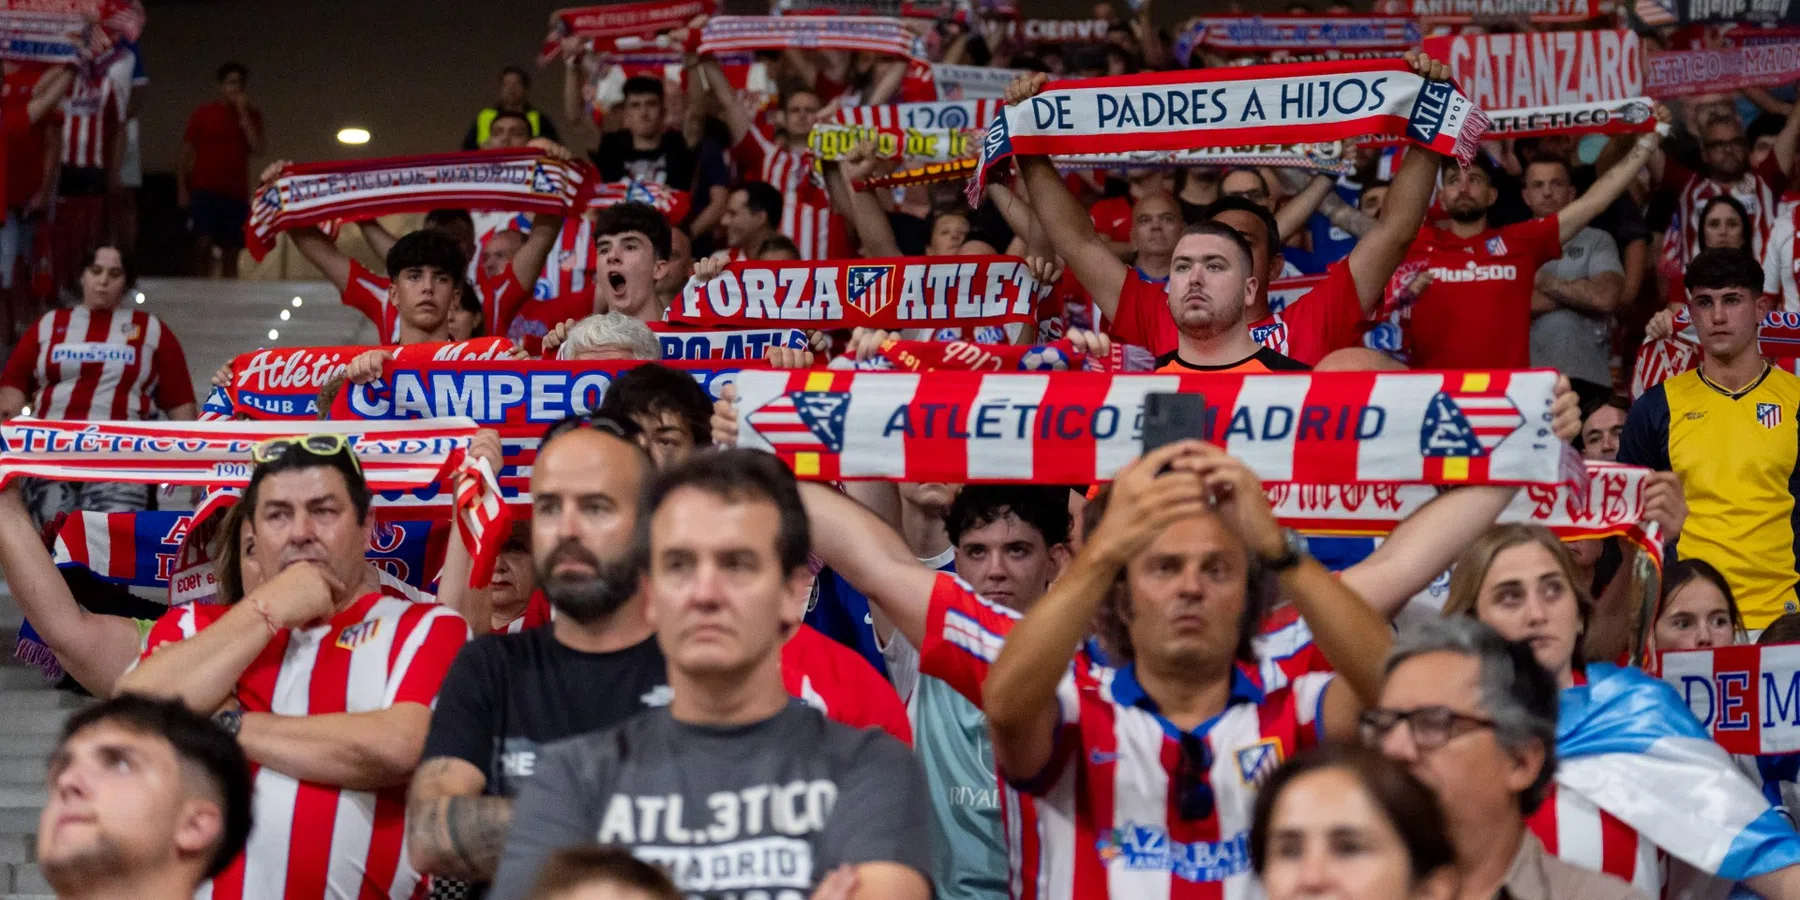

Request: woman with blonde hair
left=1438, top=524, right=1800, bottom=899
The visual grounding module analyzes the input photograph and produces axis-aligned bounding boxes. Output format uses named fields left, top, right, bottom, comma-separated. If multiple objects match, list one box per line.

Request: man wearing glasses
left=117, top=434, right=471, bottom=900
left=1647, top=109, right=1800, bottom=264
left=1366, top=617, right=1644, bottom=900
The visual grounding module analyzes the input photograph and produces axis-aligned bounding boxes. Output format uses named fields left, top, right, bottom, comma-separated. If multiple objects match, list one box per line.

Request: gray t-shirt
left=1530, top=226, right=1623, bottom=387
left=488, top=702, right=931, bottom=900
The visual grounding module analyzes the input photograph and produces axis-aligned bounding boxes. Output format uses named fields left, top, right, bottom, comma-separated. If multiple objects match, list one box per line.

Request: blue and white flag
left=1559, top=663, right=1800, bottom=880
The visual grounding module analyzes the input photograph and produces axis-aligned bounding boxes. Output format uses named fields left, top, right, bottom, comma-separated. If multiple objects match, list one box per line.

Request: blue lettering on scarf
left=1096, top=822, right=1251, bottom=882
left=1406, top=79, right=1452, bottom=145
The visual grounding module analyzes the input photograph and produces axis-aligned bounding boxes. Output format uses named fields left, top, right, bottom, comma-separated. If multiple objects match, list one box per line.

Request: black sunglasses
left=1174, top=733, right=1215, bottom=821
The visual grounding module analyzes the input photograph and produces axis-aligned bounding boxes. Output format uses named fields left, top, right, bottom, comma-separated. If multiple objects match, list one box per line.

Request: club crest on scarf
left=1760, top=402, right=1784, bottom=429
left=1421, top=388, right=1525, bottom=457
left=336, top=620, right=382, bottom=651
left=748, top=392, right=850, bottom=454
left=847, top=264, right=898, bottom=319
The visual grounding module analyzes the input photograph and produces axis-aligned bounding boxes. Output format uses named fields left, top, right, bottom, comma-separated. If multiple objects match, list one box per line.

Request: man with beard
left=1397, top=120, right=1663, bottom=371
left=38, top=695, right=252, bottom=900
left=409, top=416, right=907, bottom=893
left=1647, top=108, right=1800, bottom=263
left=1135, top=220, right=1308, bottom=372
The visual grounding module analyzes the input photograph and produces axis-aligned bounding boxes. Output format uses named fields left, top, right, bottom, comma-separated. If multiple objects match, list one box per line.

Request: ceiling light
left=291, top=296, right=303, bottom=307
left=133, top=292, right=145, bottom=304
left=279, top=310, right=290, bottom=321
left=267, top=329, right=280, bottom=340
left=336, top=127, right=370, bottom=145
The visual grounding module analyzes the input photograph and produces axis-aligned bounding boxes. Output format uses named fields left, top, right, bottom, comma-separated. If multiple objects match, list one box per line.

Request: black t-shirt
left=590, top=129, right=698, bottom=192
left=422, top=629, right=670, bottom=799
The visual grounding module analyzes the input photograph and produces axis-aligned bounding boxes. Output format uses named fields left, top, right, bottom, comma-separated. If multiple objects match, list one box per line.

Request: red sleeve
left=916, top=572, right=1019, bottom=709
left=1284, top=261, right=1363, bottom=365
left=478, top=270, right=530, bottom=336
left=1515, top=215, right=1566, bottom=264
left=782, top=625, right=913, bottom=746
left=0, top=316, right=41, bottom=393
left=1103, top=274, right=1154, bottom=348
left=139, top=604, right=225, bottom=660
left=731, top=126, right=772, bottom=175
left=387, top=606, right=471, bottom=707
left=150, top=320, right=196, bottom=410
left=341, top=259, right=390, bottom=330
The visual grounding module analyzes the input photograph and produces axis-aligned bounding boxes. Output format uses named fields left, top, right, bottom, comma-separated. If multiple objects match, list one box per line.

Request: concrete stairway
left=0, top=587, right=93, bottom=900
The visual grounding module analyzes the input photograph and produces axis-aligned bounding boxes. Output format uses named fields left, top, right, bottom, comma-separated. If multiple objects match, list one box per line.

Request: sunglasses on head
left=250, top=434, right=364, bottom=476
left=542, top=412, right=641, bottom=446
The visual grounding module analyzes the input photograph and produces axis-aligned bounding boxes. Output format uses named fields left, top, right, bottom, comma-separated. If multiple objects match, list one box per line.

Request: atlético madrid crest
left=336, top=621, right=381, bottom=651
left=1760, top=402, right=1783, bottom=430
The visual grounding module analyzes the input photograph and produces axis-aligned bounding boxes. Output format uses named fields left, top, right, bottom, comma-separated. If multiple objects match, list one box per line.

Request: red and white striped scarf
left=247, top=151, right=591, bottom=260
left=1372, top=0, right=1608, bottom=21
left=735, top=369, right=1577, bottom=486
left=0, top=0, right=143, bottom=65
left=1175, top=15, right=1420, bottom=61
left=1270, top=461, right=1666, bottom=566
left=1051, top=142, right=1356, bottom=174
left=672, top=256, right=1043, bottom=329
left=864, top=336, right=1119, bottom=372
left=1480, top=98, right=1661, bottom=139
left=202, top=339, right=517, bottom=422
left=696, top=15, right=924, bottom=59
left=969, top=59, right=1490, bottom=203
left=1647, top=42, right=1800, bottom=98
left=833, top=99, right=1003, bottom=131
left=588, top=178, right=691, bottom=221
left=1631, top=308, right=1800, bottom=397
left=537, top=0, right=715, bottom=63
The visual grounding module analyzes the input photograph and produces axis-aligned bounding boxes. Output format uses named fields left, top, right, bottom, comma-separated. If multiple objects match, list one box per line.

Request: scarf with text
left=696, top=15, right=924, bottom=59
left=537, top=0, right=714, bottom=63
left=1647, top=42, right=1800, bottom=97
left=1174, top=15, right=1420, bottom=64
left=247, top=151, right=590, bottom=260
left=1631, top=309, right=1800, bottom=397
left=985, top=18, right=1112, bottom=44
left=0, top=418, right=509, bottom=589
left=672, top=256, right=1042, bottom=329
left=1051, top=142, right=1356, bottom=174
left=856, top=158, right=979, bottom=191
left=864, top=336, right=1118, bottom=372
left=808, top=124, right=975, bottom=162
left=588, top=178, right=691, bottom=222
left=1372, top=0, right=1611, bottom=20
left=929, top=62, right=1029, bottom=100
left=1269, top=460, right=1665, bottom=564
left=833, top=99, right=1003, bottom=131
left=735, top=369, right=1574, bottom=485
left=0, top=0, right=142, bottom=65
left=969, top=60, right=1490, bottom=204
left=1663, top=645, right=1800, bottom=755
left=654, top=327, right=808, bottom=361
left=1359, top=98, right=1662, bottom=150
left=330, top=358, right=752, bottom=508
left=201, top=339, right=518, bottom=421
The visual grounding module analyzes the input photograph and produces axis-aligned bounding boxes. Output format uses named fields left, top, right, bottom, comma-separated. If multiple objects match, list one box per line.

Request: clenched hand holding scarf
left=969, top=58, right=1489, bottom=203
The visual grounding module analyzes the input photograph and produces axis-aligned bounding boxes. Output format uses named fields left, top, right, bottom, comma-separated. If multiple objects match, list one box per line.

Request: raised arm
left=1348, top=147, right=1438, bottom=313
left=1274, top=173, right=1338, bottom=243
left=1559, top=121, right=1665, bottom=243
left=800, top=481, right=939, bottom=649
left=0, top=487, right=143, bottom=696
left=27, top=66, right=74, bottom=124
left=824, top=146, right=899, bottom=257
left=698, top=58, right=754, bottom=145
left=1776, top=91, right=1800, bottom=180
left=512, top=211, right=565, bottom=288
left=358, top=219, right=399, bottom=262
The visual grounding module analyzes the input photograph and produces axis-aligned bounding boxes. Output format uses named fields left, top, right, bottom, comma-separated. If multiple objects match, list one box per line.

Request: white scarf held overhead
left=968, top=58, right=1489, bottom=203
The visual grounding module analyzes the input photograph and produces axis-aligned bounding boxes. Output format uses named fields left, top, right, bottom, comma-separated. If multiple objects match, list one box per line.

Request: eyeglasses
left=541, top=412, right=641, bottom=446
left=1225, top=189, right=1270, bottom=204
left=250, top=434, right=363, bottom=477
left=1705, top=138, right=1748, bottom=151
left=1358, top=706, right=1496, bottom=751
left=1173, top=733, right=1215, bottom=821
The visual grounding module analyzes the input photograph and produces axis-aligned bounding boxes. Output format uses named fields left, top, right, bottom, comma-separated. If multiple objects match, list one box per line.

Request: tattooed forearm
left=408, top=794, right=514, bottom=881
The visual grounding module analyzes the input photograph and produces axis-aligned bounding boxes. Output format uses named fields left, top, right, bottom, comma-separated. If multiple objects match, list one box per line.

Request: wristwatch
left=1259, top=528, right=1308, bottom=574
left=214, top=709, right=243, bottom=737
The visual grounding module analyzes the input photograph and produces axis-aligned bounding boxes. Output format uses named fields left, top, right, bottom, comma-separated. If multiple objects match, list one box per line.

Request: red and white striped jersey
left=1246, top=604, right=1331, bottom=693
left=1529, top=784, right=1661, bottom=895
left=916, top=572, right=1333, bottom=900
left=58, top=53, right=130, bottom=169
left=1664, top=158, right=1782, bottom=263
left=141, top=592, right=468, bottom=900
left=731, top=127, right=851, bottom=261
left=342, top=260, right=529, bottom=343
left=0, top=307, right=195, bottom=420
